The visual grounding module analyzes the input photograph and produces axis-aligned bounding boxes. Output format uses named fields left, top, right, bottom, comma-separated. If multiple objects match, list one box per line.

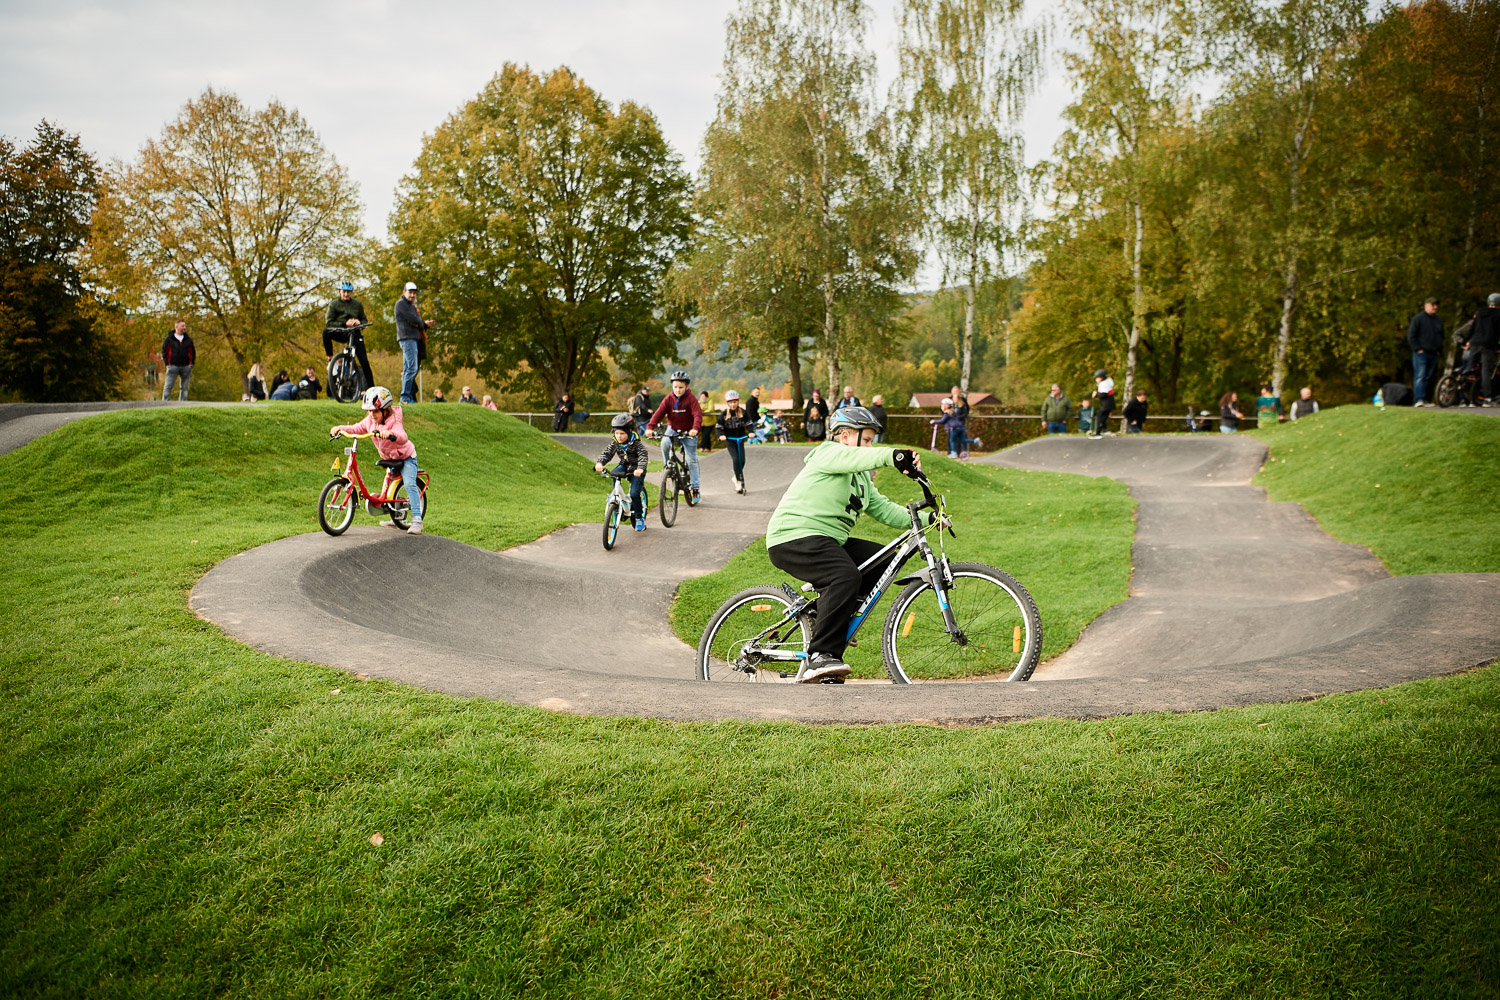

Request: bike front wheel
left=602, top=499, right=620, bottom=550
left=697, top=586, right=812, bottom=682
left=1433, top=374, right=1460, bottom=408
left=327, top=354, right=362, bottom=404
left=659, top=471, right=679, bottom=527
left=386, top=477, right=428, bottom=531
left=880, top=562, right=1041, bottom=683
left=317, top=477, right=357, bottom=535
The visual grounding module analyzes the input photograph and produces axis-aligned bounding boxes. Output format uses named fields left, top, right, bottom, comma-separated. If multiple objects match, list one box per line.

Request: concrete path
left=189, top=431, right=1498, bottom=723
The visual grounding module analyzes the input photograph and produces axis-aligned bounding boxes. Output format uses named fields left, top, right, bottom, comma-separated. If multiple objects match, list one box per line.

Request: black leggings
left=767, top=535, right=901, bottom=658
left=725, top=436, right=747, bottom=482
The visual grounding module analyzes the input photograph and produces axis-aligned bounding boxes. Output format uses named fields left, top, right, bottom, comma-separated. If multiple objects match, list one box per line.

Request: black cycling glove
left=892, top=449, right=918, bottom=475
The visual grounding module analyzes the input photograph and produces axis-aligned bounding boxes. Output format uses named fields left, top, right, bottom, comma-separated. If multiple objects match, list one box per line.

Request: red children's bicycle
left=317, top=431, right=430, bottom=536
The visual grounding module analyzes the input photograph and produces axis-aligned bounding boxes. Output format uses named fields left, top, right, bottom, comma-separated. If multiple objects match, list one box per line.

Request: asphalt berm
left=190, top=432, right=1498, bottom=724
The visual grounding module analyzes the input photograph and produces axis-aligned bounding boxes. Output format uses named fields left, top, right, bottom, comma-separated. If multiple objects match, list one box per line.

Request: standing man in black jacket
left=1468, top=293, right=1500, bottom=405
left=324, top=280, right=374, bottom=391
left=161, top=319, right=195, bottom=400
left=394, top=282, right=433, bottom=404
left=1408, top=297, right=1445, bottom=406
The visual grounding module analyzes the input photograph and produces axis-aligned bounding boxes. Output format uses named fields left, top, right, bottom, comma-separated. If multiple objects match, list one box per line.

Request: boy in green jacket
left=766, top=406, right=922, bottom=682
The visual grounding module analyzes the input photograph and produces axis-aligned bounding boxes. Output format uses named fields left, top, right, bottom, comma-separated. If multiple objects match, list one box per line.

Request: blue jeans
left=399, top=339, right=419, bottom=404
left=661, top=430, right=700, bottom=490
left=1046, top=421, right=1067, bottom=434
left=1219, top=424, right=1236, bottom=433
left=947, top=427, right=964, bottom=456
left=1412, top=350, right=1438, bottom=403
left=399, top=456, right=423, bottom=520
left=725, top=436, right=747, bottom=484
left=612, top=464, right=645, bottom=518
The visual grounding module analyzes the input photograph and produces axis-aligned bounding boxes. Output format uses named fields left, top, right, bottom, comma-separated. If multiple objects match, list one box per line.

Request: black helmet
left=1095, top=369, right=1108, bottom=379
left=827, top=406, right=882, bottom=434
left=610, top=413, right=634, bottom=431
left=670, top=369, right=691, bottom=384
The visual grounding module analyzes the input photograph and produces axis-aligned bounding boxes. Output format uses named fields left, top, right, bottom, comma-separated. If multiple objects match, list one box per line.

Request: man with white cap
left=394, top=281, right=434, bottom=405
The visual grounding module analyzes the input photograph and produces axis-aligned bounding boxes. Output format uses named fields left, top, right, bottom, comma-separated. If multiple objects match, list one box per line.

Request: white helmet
left=723, top=390, right=740, bottom=401
left=361, top=385, right=393, bottom=410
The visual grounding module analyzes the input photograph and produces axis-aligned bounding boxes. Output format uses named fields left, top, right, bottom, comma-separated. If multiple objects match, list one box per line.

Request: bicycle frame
left=747, top=474, right=958, bottom=664
left=332, top=433, right=428, bottom=505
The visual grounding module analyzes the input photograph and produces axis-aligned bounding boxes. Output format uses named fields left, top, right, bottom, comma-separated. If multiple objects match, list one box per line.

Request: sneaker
left=800, top=653, right=851, bottom=683
left=380, top=519, right=399, bottom=528
left=634, top=518, right=646, bottom=531
left=407, top=520, right=423, bottom=535
left=691, top=487, right=701, bottom=502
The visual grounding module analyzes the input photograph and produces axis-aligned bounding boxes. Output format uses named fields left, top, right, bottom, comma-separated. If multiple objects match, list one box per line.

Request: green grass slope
left=0, top=407, right=1496, bottom=998
left=671, top=453, right=1136, bottom=678
left=1253, top=406, right=1500, bottom=574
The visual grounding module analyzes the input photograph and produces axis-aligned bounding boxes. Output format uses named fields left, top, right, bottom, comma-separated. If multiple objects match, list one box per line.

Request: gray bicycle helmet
left=827, top=405, right=882, bottom=434
left=1489, top=293, right=1500, bottom=307
left=669, top=369, right=691, bottom=384
left=610, top=412, right=634, bottom=430
left=1095, top=368, right=1108, bottom=379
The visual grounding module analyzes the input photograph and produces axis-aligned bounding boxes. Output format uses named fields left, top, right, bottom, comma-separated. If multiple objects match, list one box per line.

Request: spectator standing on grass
left=804, top=389, right=829, bottom=442
left=869, top=394, right=888, bottom=443
left=744, top=386, right=762, bottom=426
left=1408, top=296, right=1445, bottom=406
left=553, top=392, right=575, bottom=432
left=459, top=386, right=480, bottom=404
left=1077, top=397, right=1094, bottom=435
left=1041, top=384, right=1071, bottom=434
left=1089, top=369, right=1115, bottom=438
left=629, top=384, right=654, bottom=434
left=1123, top=390, right=1148, bottom=434
left=160, top=319, right=195, bottom=401
left=1219, top=391, right=1242, bottom=433
left=1467, top=293, right=1499, bottom=405
left=1289, top=386, right=1319, bottom=420
left=836, top=385, right=862, bottom=409
left=1255, top=384, right=1283, bottom=424
left=394, top=282, right=433, bottom=405
left=699, top=390, right=716, bottom=452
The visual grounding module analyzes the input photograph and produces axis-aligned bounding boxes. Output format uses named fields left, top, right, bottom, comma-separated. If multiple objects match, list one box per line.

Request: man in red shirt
left=645, top=369, right=703, bottom=501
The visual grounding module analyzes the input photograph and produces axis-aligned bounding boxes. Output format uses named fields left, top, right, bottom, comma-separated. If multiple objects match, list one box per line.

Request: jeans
left=399, top=339, right=419, bottom=404
left=399, top=456, right=423, bottom=520
left=661, top=430, right=700, bottom=490
left=1046, top=421, right=1067, bottom=434
left=1126, top=424, right=1142, bottom=434
left=1412, top=350, right=1438, bottom=403
left=1219, top=424, right=1236, bottom=433
left=613, top=464, right=646, bottom=519
left=725, top=436, right=747, bottom=484
left=162, top=365, right=192, bottom=401
left=947, top=427, right=964, bottom=456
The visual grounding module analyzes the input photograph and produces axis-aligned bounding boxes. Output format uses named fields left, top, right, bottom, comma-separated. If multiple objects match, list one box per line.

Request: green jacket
left=1041, top=393, right=1072, bottom=423
left=766, top=443, right=910, bottom=549
left=326, top=297, right=367, bottom=328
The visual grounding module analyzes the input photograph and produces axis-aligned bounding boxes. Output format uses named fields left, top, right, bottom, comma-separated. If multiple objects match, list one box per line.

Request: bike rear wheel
left=880, top=562, right=1041, bottom=683
left=1434, top=374, right=1460, bottom=408
left=386, top=478, right=428, bottom=531
left=659, top=471, right=679, bottom=527
left=327, top=354, right=363, bottom=404
left=317, top=477, right=357, bottom=536
left=697, top=586, right=812, bottom=682
left=602, top=499, right=620, bottom=550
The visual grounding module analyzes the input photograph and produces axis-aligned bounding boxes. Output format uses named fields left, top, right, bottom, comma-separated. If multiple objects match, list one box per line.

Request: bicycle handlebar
left=324, top=323, right=373, bottom=333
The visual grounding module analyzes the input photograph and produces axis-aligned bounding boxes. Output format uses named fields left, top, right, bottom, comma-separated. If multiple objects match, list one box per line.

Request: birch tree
left=898, top=0, right=1043, bottom=393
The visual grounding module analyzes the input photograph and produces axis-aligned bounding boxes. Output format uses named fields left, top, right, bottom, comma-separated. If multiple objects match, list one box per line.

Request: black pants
left=1475, top=347, right=1497, bottom=400
left=767, top=535, right=901, bottom=658
left=1093, top=396, right=1114, bottom=434
left=324, top=328, right=374, bottom=388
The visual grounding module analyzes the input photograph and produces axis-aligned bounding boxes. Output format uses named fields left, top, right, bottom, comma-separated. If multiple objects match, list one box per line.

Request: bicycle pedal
left=820, top=676, right=845, bottom=684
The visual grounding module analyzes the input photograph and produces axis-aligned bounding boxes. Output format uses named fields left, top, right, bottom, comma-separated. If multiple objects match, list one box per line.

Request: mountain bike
left=653, top=427, right=700, bottom=528
left=318, top=431, right=430, bottom=535
left=325, top=323, right=372, bottom=404
left=598, top=468, right=642, bottom=551
left=695, top=469, right=1041, bottom=684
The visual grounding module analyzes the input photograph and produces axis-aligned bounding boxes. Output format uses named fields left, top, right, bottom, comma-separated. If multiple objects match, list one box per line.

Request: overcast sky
left=2, top=0, right=1073, bottom=263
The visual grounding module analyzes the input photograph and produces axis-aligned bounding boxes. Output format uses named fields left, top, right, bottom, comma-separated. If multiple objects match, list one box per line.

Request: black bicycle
left=695, top=468, right=1042, bottom=684
left=325, top=323, right=372, bottom=403
left=653, top=427, right=700, bottom=528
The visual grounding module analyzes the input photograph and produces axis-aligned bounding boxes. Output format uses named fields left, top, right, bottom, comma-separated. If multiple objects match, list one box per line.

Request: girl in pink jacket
left=330, top=385, right=425, bottom=534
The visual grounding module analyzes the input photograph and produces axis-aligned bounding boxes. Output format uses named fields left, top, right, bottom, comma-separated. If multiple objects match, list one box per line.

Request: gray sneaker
left=407, top=519, right=423, bottom=535
left=800, top=653, right=851, bottom=683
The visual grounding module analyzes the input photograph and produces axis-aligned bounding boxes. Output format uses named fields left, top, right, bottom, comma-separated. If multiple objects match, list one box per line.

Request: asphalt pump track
left=191, top=432, right=1498, bottom=723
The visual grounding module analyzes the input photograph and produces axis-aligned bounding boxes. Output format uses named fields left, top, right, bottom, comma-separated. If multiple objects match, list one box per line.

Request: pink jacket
left=334, top=407, right=416, bottom=461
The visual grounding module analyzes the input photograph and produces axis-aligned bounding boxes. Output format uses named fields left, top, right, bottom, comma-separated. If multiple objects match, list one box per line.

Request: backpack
left=1381, top=382, right=1413, bottom=407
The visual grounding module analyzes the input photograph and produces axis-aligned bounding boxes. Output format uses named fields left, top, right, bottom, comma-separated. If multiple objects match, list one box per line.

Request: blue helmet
left=336, top=280, right=355, bottom=292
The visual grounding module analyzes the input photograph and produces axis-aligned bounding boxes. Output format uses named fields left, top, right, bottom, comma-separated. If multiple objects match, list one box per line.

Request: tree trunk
left=1273, top=252, right=1298, bottom=399
left=786, top=336, right=803, bottom=411
left=961, top=211, right=979, bottom=394
left=1124, top=191, right=1144, bottom=398
left=824, top=270, right=838, bottom=398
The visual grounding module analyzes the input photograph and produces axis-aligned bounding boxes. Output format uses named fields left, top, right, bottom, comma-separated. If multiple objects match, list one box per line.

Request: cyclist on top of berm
left=765, top=405, right=922, bottom=683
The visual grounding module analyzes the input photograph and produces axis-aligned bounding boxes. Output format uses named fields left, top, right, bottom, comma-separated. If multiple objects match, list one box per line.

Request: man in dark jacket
left=868, top=394, right=888, bottom=443
left=1463, top=293, right=1500, bottom=404
left=295, top=367, right=322, bottom=400
left=324, top=280, right=374, bottom=390
left=1122, top=390, right=1148, bottom=433
left=394, top=282, right=433, bottom=404
left=628, top=385, right=654, bottom=434
left=1408, top=297, right=1445, bottom=405
left=161, top=320, right=195, bottom=400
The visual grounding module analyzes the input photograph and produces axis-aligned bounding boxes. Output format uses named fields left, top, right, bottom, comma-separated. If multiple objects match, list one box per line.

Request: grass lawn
left=1, top=405, right=1496, bottom=998
left=670, top=454, right=1136, bottom=678
left=1252, top=405, right=1500, bottom=574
